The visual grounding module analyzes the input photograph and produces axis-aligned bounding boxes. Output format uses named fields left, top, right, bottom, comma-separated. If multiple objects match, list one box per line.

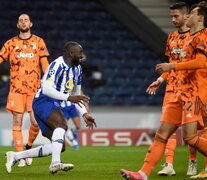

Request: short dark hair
left=170, top=2, right=190, bottom=13
left=18, top=13, right=32, bottom=22
left=191, top=1, right=207, bottom=27
left=63, top=41, right=80, bottom=57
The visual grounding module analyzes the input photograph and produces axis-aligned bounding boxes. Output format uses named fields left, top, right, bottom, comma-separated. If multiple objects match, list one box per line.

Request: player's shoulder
left=50, top=56, right=65, bottom=68
left=31, top=34, right=45, bottom=42
left=4, top=36, right=19, bottom=45
left=193, top=28, right=207, bottom=41
left=168, top=30, right=179, bottom=37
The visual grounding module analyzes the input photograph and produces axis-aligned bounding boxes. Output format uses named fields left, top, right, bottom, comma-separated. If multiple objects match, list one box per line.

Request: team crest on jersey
left=180, top=51, right=187, bottom=58
left=49, top=69, right=55, bottom=76
left=14, top=46, right=19, bottom=50
left=31, top=42, right=37, bottom=49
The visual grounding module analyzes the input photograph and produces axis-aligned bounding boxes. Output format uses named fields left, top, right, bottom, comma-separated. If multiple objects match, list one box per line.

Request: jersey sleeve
left=74, top=65, right=82, bottom=86
left=45, top=61, right=62, bottom=83
left=165, top=34, right=171, bottom=57
left=160, top=72, right=168, bottom=80
left=0, top=40, right=10, bottom=63
left=40, top=57, right=49, bottom=73
left=38, top=38, right=49, bottom=58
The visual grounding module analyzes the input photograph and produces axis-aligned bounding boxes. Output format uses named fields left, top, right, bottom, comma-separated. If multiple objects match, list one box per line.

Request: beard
left=19, top=27, right=30, bottom=33
left=71, top=56, right=80, bottom=66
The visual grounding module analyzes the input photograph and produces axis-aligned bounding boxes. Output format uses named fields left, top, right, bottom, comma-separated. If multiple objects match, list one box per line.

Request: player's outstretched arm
left=156, top=53, right=207, bottom=73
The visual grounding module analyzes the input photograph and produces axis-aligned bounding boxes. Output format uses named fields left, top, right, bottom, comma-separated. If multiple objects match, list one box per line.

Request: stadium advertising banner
left=79, top=129, right=184, bottom=146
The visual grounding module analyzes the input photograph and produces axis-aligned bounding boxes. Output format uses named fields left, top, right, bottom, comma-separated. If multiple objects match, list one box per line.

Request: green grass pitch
left=0, top=146, right=205, bottom=180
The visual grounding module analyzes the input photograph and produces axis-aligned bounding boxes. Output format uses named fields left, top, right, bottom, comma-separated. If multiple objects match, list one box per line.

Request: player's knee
left=12, top=125, right=22, bottom=131
left=61, top=123, right=68, bottom=131
left=154, top=133, right=168, bottom=143
left=197, top=128, right=207, bottom=136
left=184, top=134, right=199, bottom=147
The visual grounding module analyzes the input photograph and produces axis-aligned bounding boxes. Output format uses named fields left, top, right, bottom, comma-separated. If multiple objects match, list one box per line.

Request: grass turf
left=0, top=146, right=205, bottom=180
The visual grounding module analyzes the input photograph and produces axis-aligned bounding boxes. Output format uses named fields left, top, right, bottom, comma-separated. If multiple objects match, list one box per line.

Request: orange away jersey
left=176, top=28, right=207, bottom=103
left=0, top=35, right=49, bottom=94
left=165, top=30, right=190, bottom=92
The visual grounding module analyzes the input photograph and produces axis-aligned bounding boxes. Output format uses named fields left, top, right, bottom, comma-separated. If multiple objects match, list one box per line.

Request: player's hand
left=156, top=63, right=174, bottom=74
left=67, top=95, right=90, bottom=105
left=146, top=80, right=161, bottom=95
left=83, top=113, right=97, bottom=129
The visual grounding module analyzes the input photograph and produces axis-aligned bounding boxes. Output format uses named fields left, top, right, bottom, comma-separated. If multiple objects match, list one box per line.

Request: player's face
left=17, top=14, right=32, bottom=33
left=186, top=7, right=201, bottom=28
left=170, top=9, right=187, bottom=28
left=71, top=45, right=85, bottom=66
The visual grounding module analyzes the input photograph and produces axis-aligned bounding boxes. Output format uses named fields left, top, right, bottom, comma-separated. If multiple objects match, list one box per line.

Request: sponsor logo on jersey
left=171, top=47, right=182, bottom=55
left=17, top=52, right=34, bottom=58
left=31, top=42, right=37, bottom=49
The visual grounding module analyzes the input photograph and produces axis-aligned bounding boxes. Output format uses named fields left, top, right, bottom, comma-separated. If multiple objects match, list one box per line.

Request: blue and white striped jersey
left=35, top=56, right=82, bottom=99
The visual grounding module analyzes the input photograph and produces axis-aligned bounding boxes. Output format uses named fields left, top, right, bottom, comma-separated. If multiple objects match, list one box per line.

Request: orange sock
left=188, top=145, right=197, bottom=161
left=27, top=125, right=39, bottom=147
left=140, top=133, right=167, bottom=176
left=12, top=125, right=24, bottom=152
left=165, top=135, right=176, bottom=164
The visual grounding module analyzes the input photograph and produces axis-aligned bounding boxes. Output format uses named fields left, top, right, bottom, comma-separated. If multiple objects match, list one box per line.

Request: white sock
left=167, top=163, right=173, bottom=167
left=66, top=129, right=78, bottom=146
left=51, top=128, right=65, bottom=164
left=15, top=144, right=52, bottom=160
left=66, top=129, right=75, bottom=141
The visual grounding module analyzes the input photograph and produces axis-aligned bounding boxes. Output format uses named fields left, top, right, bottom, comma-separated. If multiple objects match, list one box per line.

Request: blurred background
left=0, top=0, right=200, bottom=146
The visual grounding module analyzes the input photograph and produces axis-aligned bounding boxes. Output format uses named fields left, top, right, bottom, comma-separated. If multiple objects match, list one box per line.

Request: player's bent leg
left=184, top=134, right=207, bottom=156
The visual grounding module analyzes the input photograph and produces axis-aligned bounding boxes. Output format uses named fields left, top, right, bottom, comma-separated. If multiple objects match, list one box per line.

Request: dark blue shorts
left=33, top=96, right=61, bottom=135
left=62, top=104, right=79, bottom=119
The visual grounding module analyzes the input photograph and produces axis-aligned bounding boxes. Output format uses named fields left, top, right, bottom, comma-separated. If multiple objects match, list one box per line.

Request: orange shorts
left=161, top=94, right=204, bottom=128
left=7, top=92, right=35, bottom=113
left=161, top=91, right=174, bottom=114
